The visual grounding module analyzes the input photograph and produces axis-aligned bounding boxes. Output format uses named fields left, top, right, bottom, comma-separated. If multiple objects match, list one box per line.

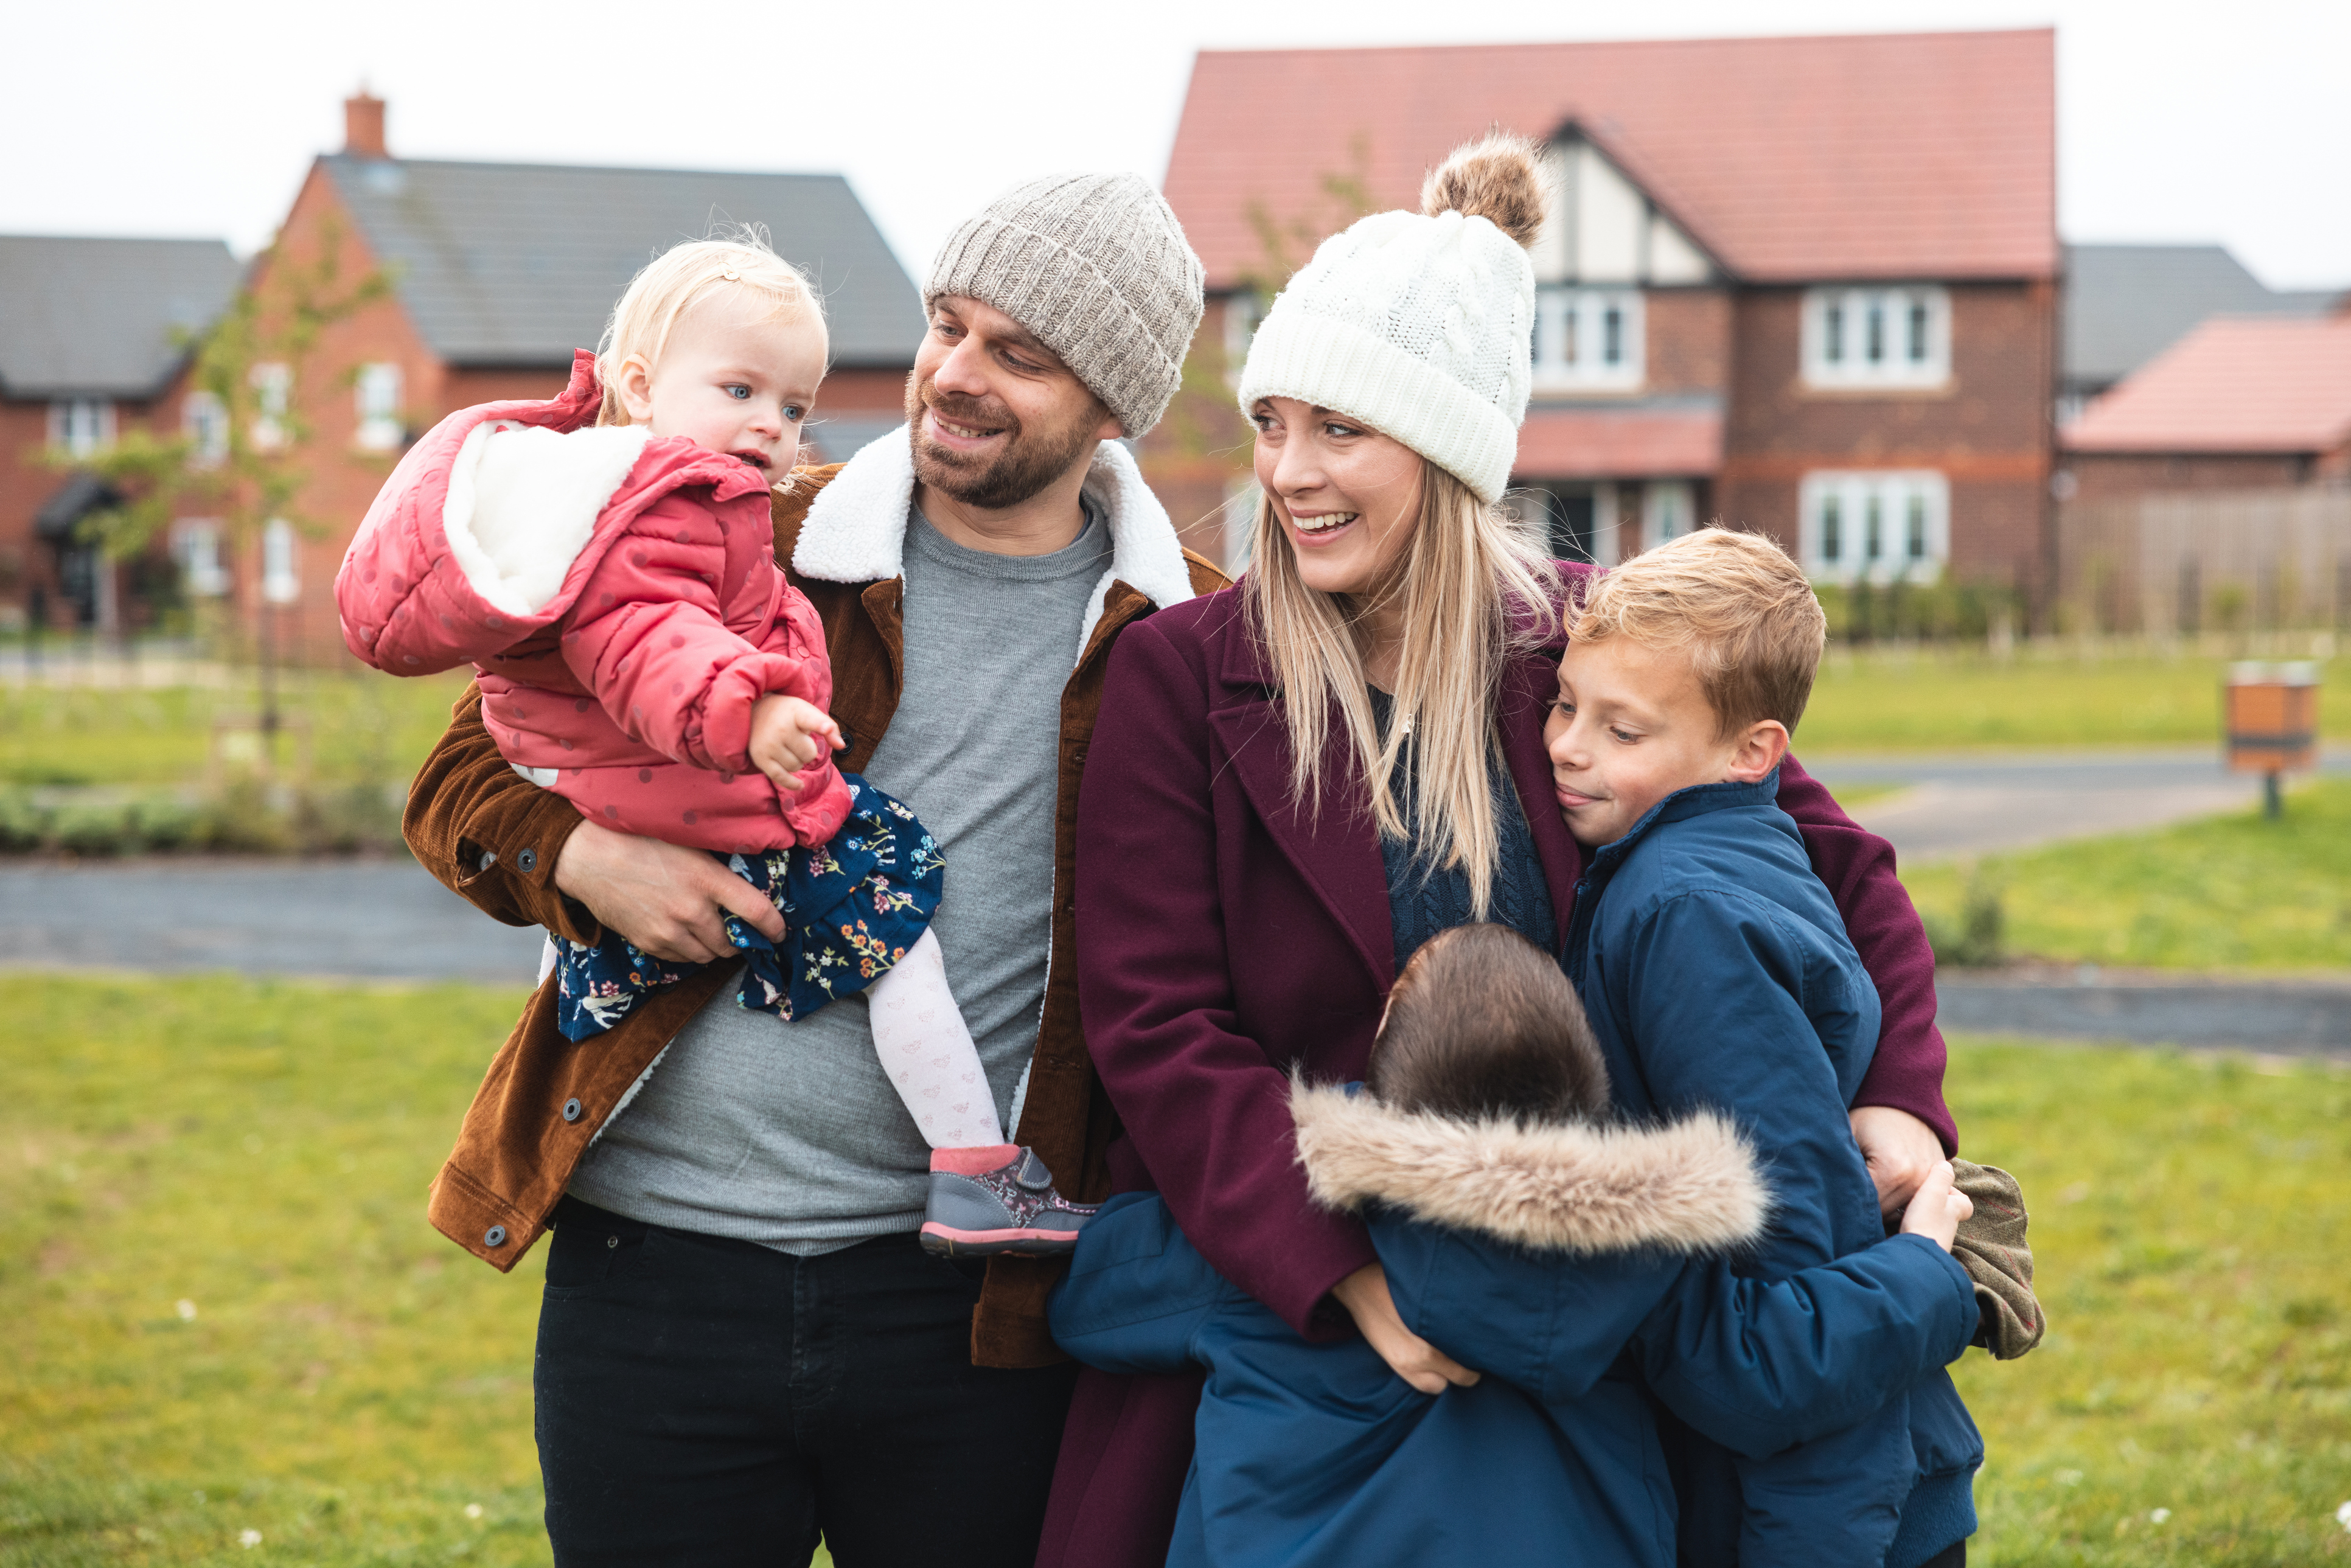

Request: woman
left=1039, top=136, right=1957, bottom=1567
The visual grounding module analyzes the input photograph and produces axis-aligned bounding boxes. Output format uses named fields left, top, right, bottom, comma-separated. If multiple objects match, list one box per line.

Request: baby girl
left=336, top=234, right=1094, bottom=1255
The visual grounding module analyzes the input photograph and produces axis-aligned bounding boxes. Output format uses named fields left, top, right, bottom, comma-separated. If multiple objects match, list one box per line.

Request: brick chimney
left=344, top=90, right=387, bottom=159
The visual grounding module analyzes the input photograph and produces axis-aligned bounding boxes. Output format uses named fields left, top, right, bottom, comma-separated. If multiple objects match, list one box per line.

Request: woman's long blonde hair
left=1242, top=464, right=1559, bottom=915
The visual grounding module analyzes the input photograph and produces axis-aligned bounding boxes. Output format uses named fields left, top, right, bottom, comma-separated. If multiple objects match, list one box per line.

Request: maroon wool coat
left=1036, top=582, right=1957, bottom=1568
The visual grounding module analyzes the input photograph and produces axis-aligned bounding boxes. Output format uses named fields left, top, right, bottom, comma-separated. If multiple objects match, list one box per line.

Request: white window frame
left=172, top=518, right=231, bottom=597
left=1801, top=286, right=1950, bottom=389
left=354, top=362, right=403, bottom=451
left=1797, top=471, right=1949, bottom=585
left=1533, top=287, right=1644, bottom=392
left=251, top=363, right=292, bottom=450
left=49, top=397, right=116, bottom=458
left=1642, top=481, right=1694, bottom=552
left=262, top=518, right=301, bottom=605
left=1223, top=292, right=1264, bottom=388
left=183, top=389, right=229, bottom=467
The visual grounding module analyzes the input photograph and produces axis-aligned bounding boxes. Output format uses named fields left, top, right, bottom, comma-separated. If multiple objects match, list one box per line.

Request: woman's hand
left=1898, top=1160, right=1974, bottom=1252
left=1330, top=1263, right=1481, bottom=1396
left=554, top=819, right=787, bottom=963
left=1850, top=1104, right=1946, bottom=1217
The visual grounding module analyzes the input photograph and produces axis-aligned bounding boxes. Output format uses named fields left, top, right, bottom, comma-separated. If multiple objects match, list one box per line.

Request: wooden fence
left=2057, top=487, right=2351, bottom=635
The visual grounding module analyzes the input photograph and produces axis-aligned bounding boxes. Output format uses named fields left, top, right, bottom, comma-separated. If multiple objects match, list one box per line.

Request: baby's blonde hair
left=1571, top=527, right=1828, bottom=737
left=594, top=228, right=825, bottom=427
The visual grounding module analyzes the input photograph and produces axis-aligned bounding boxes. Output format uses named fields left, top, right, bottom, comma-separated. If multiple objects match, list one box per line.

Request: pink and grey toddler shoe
left=919, top=1145, right=1099, bottom=1258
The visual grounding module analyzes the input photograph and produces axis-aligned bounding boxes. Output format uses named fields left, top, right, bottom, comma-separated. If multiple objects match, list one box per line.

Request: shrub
left=1925, top=866, right=2005, bottom=968
left=0, top=790, right=48, bottom=851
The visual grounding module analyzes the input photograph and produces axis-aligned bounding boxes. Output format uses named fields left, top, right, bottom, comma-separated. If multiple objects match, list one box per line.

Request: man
left=402, top=172, right=1219, bottom=1566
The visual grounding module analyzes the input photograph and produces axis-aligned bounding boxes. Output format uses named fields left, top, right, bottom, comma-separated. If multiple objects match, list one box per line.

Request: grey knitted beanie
left=926, top=172, right=1205, bottom=439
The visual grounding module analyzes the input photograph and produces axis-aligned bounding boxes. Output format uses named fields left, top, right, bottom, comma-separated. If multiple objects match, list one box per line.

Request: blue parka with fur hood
left=1048, top=1078, right=1979, bottom=1568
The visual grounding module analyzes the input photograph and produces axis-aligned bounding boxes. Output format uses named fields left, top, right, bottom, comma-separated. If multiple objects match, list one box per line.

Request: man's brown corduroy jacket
left=402, top=455, right=1227, bottom=1369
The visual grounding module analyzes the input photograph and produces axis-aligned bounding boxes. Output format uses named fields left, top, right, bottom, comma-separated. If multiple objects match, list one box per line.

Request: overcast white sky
left=4, top=0, right=2344, bottom=288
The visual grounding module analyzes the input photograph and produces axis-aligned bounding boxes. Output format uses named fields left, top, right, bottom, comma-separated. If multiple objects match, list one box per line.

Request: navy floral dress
left=552, top=773, right=946, bottom=1042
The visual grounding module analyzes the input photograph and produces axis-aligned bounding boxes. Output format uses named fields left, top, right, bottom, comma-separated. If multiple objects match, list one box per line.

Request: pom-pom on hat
left=1236, top=134, right=1546, bottom=503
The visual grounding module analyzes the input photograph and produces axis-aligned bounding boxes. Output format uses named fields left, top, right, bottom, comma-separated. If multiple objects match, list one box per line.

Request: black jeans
left=534, top=1196, right=1078, bottom=1566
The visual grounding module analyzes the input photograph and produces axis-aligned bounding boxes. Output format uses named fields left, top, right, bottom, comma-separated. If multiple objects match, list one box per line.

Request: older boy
left=1545, top=527, right=1980, bottom=1568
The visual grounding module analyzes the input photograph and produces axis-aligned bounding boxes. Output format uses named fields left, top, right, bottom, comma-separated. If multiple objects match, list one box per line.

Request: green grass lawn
left=1905, top=779, right=2351, bottom=970
left=1, top=646, right=2341, bottom=800
left=4, top=974, right=2348, bottom=1563
left=0, top=673, right=472, bottom=790
left=1948, top=1038, right=2351, bottom=1563
left=1799, top=646, right=2346, bottom=754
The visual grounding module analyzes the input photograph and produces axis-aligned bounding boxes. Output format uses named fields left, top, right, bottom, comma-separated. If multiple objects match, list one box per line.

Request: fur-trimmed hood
left=1290, top=1079, right=1768, bottom=1255
left=790, top=427, right=1196, bottom=663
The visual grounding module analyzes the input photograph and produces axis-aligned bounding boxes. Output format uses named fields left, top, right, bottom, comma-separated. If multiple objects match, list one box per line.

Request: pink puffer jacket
left=336, top=350, right=852, bottom=853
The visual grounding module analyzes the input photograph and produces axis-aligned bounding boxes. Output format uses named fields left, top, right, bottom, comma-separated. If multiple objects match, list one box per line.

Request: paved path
left=9, top=857, right=2346, bottom=1057
left=1809, top=745, right=2350, bottom=862
left=1938, top=971, right=2351, bottom=1058
left=0, top=857, right=545, bottom=985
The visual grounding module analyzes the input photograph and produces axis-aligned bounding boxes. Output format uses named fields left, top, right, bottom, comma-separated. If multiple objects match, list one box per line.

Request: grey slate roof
left=2064, top=243, right=2342, bottom=389
left=0, top=235, right=242, bottom=399
left=322, top=156, right=924, bottom=369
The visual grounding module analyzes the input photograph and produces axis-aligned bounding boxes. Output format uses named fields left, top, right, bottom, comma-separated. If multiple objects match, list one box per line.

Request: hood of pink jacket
left=336, top=350, right=775, bottom=674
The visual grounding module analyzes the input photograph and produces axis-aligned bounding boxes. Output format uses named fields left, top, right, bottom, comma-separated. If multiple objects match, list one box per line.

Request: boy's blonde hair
left=594, top=229, right=825, bottom=427
left=1571, top=527, right=1827, bottom=737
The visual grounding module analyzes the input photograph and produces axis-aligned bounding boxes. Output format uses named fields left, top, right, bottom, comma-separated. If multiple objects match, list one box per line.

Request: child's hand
left=1899, top=1160, right=1974, bottom=1252
left=748, top=694, right=843, bottom=792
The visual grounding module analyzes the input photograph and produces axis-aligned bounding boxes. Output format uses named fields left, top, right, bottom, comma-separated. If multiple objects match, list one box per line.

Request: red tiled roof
left=2063, top=317, right=2351, bottom=454
left=1514, top=407, right=1723, bottom=478
left=1165, top=30, right=2056, bottom=288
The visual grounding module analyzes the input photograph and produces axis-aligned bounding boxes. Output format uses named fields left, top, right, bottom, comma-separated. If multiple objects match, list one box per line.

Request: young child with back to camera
left=335, top=233, right=1095, bottom=1255
left=1049, top=920, right=2004, bottom=1568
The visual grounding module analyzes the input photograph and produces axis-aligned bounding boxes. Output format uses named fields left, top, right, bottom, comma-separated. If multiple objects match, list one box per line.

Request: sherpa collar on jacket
left=1290, top=1079, right=1768, bottom=1255
left=791, top=427, right=1197, bottom=660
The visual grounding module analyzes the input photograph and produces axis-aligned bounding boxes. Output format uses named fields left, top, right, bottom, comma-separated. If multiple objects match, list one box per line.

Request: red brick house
left=2060, top=315, right=2351, bottom=501
left=1151, top=30, right=2060, bottom=597
left=0, top=235, right=241, bottom=633
left=138, top=95, right=921, bottom=661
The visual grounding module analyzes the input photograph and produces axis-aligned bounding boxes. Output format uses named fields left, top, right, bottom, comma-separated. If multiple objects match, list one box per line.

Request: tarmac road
left=1809, top=745, right=2350, bottom=862
left=15, top=745, right=2351, bottom=1053
left=0, top=855, right=545, bottom=986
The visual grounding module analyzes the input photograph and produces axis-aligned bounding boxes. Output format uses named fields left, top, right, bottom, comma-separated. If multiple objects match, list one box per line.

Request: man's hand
left=1851, top=1104, right=1947, bottom=1217
left=553, top=819, right=786, bottom=964
left=1898, top=1160, right=1973, bottom=1251
left=1331, top=1263, right=1481, bottom=1396
left=748, top=694, right=843, bottom=793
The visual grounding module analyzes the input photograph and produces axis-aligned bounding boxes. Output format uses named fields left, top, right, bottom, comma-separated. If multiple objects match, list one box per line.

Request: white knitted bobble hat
left=1236, top=136, right=1545, bottom=503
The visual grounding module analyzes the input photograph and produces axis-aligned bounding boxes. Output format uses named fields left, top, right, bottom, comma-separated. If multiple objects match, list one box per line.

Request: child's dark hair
left=1366, top=923, right=1610, bottom=1121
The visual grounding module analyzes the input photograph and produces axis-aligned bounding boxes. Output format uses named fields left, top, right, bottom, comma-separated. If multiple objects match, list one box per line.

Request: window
left=172, top=518, right=230, bottom=597
left=48, top=398, right=116, bottom=458
left=1532, top=287, right=1643, bottom=391
left=1223, top=293, right=1264, bottom=387
left=1642, top=481, right=1693, bottom=551
left=355, top=362, right=404, bottom=451
left=262, top=518, right=301, bottom=605
left=251, top=363, right=292, bottom=450
left=1797, top=471, right=1948, bottom=584
left=183, top=390, right=229, bottom=467
left=1801, top=287, right=1949, bottom=389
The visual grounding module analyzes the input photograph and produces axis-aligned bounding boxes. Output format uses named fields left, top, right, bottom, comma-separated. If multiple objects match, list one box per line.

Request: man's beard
left=905, top=374, right=1102, bottom=512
